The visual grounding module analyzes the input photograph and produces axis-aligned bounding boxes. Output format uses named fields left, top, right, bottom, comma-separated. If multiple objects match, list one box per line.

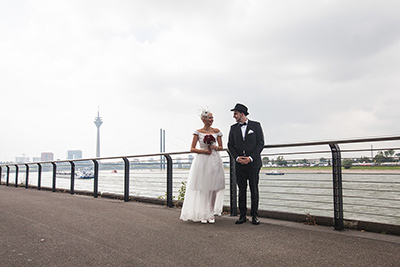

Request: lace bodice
left=194, top=130, right=223, bottom=149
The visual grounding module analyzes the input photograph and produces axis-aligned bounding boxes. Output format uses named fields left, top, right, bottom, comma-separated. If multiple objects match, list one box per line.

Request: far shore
left=261, top=167, right=400, bottom=174
left=171, top=166, right=400, bottom=175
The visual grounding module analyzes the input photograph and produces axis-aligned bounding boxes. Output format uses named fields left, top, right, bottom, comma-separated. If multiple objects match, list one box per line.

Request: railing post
left=14, top=165, right=19, bottom=187
left=69, top=161, right=75, bottom=195
left=6, top=166, right=10, bottom=186
left=51, top=162, right=57, bottom=192
left=92, top=159, right=99, bottom=198
left=0, top=166, right=2, bottom=185
left=122, top=157, right=130, bottom=202
left=25, top=164, right=29, bottom=189
left=329, top=143, right=344, bottom=231
left=228, top=152, right=238, bottom=216
left=37, top=163, right=42, bottom=190
left=164, top=154, right=173, bottom=208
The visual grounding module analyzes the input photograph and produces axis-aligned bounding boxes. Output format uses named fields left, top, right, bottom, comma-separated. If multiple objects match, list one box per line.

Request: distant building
left=41, top=152, right=54, bottom=161
left=15, top=156, right=30, bottom=163
left=176, top=157, right=182, bottom=169
left=67, top=150, right=82, bottom=160
left=33, top=157, right=41, bottom=162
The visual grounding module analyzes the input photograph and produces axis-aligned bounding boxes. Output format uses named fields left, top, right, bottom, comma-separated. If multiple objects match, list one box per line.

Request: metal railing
left=1, top=135, right=400, bottom=233
left=0, top=152, right=181, bottom=207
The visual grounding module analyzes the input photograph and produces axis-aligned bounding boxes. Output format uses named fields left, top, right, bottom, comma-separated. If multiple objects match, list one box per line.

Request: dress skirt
left=180, top=150, right=225, bottom=222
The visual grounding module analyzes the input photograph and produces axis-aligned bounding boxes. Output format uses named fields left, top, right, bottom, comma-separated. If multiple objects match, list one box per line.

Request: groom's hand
left=238, top=156, right=251, bottom=165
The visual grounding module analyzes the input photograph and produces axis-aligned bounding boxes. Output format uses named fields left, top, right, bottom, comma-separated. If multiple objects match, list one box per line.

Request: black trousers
left=236, top=163, right=260, bottom=217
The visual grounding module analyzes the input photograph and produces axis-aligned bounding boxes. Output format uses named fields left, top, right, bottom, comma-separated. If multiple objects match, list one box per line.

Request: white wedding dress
left=180, top=131, right=225, bottom=222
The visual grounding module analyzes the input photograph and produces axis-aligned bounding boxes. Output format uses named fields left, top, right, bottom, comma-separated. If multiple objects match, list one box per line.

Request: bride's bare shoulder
left=212, top=128, right=221, bottom=133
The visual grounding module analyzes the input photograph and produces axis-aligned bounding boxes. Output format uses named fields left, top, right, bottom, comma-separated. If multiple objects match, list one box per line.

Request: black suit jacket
left=228, top=120, right=264, bottom=169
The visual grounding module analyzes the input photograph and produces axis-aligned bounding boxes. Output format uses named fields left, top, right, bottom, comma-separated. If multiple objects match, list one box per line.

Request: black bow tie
left=240, top=122, right=247, bottom=127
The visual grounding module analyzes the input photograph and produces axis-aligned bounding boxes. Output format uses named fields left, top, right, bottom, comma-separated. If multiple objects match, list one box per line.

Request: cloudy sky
left=1, top=0, right=400, bottom=162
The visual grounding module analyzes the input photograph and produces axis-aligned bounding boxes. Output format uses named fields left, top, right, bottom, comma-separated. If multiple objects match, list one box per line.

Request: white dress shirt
left=237, top=120, right=253, bottom=162
left=240, top=120, right=248, bottom=141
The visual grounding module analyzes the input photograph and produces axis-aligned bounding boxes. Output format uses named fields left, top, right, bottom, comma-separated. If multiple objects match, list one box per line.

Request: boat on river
left=265, top=170, right=284, bottom=175
left=56, top=168, right=94, bottom=179
left=77, top=169, right=94, bottom=179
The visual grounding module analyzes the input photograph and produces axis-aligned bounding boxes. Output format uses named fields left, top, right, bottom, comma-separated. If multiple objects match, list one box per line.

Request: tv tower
left=94, top=109, right=103, bottom=158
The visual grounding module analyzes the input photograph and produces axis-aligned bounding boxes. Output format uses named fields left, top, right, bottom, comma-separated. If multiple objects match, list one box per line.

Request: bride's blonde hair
left=200, top=108, right=211, bottom=120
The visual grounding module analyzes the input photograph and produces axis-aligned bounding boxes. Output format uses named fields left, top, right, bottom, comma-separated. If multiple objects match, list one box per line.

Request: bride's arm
left=210, top=135, right=223, bottom=151
left=190, top=134, right=211, bottom=155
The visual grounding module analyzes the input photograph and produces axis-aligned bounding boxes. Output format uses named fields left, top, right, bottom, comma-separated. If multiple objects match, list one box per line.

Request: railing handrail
left=2, top=135, right=400, bottom=167
left=0, top=151, right=192, bottom=166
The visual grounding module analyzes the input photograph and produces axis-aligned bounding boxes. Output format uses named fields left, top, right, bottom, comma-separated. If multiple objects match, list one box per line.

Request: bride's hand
left=209, top=145, right=217, bottom=151
left=204, top=147, right=212, bottom=155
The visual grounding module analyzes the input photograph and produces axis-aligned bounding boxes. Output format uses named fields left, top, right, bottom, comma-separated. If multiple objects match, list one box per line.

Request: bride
left=180, top=109, right=225, bottom=224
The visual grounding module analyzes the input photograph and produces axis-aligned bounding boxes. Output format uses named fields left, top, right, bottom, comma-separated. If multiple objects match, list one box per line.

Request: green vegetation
left=344, top=165, right=400, bottom=170
left=262, top=149, right=399, bottom=170
left=342, top=159, right=353, bottom=169
left=158, top=181, right=187, bottom=202
left=177, top=181, right=186, bottom=201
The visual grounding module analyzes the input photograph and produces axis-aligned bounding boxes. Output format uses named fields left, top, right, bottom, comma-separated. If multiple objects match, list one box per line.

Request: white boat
left=56, top=169, right=94, bottom=179
left=265, top=170, right=284, bottom=175
left=77, top=169, right=94, bottom=179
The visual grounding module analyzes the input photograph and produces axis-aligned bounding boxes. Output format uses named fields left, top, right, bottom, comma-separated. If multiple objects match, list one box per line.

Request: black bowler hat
left=230, top=103, right=249, bottom=115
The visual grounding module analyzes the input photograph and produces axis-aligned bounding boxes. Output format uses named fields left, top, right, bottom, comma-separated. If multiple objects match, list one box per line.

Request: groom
left=228, top=103, right=264, bottom=225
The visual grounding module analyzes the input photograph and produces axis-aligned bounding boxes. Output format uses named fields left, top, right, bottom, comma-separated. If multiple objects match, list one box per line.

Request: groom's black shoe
left=235, top=216, right=247, bottom=224
left=252, top=216, right=260, bottom=225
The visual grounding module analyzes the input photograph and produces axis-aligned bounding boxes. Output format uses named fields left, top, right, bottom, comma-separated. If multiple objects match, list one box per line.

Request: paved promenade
left=1, top=186, right=400, bottom=266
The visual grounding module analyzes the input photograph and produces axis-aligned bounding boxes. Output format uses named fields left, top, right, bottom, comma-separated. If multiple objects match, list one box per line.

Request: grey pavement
left=1, top=186, right=400, bottom=266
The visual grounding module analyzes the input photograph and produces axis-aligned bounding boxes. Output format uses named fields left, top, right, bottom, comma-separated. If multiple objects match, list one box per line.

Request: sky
left=1, top=0, right=400, bottom=162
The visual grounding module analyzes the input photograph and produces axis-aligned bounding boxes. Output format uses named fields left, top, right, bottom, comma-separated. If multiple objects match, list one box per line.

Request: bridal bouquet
left=203, top=134, right=216, bottom=145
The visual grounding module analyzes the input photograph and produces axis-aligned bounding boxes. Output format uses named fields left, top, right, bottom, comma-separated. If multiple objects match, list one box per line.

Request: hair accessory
left=199, top=107, right=211, bottom=119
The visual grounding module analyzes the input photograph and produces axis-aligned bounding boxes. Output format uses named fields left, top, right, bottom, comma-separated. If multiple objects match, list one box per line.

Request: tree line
left=263, top=149, right=398, bottom=169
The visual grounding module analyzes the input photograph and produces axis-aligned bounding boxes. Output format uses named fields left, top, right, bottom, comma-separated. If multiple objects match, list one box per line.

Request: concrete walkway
left=1, top=186, right=400, bottom=266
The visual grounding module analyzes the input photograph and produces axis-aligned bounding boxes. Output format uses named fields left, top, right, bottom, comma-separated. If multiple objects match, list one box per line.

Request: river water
left=3, top=169, right=399, bottom=225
